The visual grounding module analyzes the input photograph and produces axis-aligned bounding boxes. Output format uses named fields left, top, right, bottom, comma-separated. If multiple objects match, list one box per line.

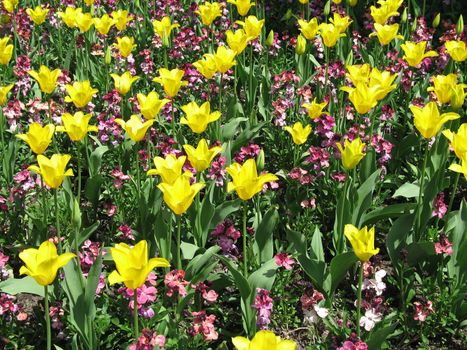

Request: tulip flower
left=336, top=138, right=366, bottom=170
left=345, top=63, right=371, bottom=86
left=427, top=74, right=457, bottom=105
left=181, top=101, right=222, bottom=134
left=226, top=158, right=278, bottom=201
left=401, top=41, right=438, bottom=67
left=226, top=29, right=249, bottom=55
left=213, top=46, right=237, bottom=73
left=443, top=124, right=467, bottom=159
left=284, top=122, right=312, bottom=145
left=409, top=102, right=460, bottom=139
left=344, top=224, right=379, bottom=262
left=193, top=54, right=218, bottom=79
left=153, top=68, right=188, bottom=97
left=449, top=154, right=467, bottom=181
left=136, top=91, right=170, bottom=120
left=56, top=112, right=98, bottom=142
left=298, top=0, right=309, bottom=3
left=298, top=18, right=319, bottom=40
left=368, top=68, right=397, bottom=101
left=65, top=80, right=98, bottom=108
left=369, top=23, right=403, bottom=45
left=57, top=6, right=81, bottom=28
left=295, top=35, right=306, bottom=55
left=341, top=83, right=379, bottom=114
left=28, top=66, right=62, bottom=95
left=111, top=72, right=139, bottom=95
left=93, top=14, right=116, bottom=35
left=232, top=330, right=296, bottom=350
left=302, top=98, right=328, bottom=120
left=318, top=23, right=345, bottom=48
left=113, top=36, right=136, bottom=58
left=84, top=0, right=95, bottom=5
left=329, top=13, right=352, bottom=34
left=75, top=11, right=94, bottom=32
left=111, top=9, right=133, bottom=31
left=28, top=154, right=74, bottom=189
left=26, top=6, right=49, bottom=25
left=153, top=16, right=179, bottom=45
left=147, top=154, right=191, bottom=184
left=450, top=83, right=467, bottom=110
left=370, top=4, right=400, bottom=25
left=227, top=0, right=255, bottom=16
left=158, top=175, right=206, bottom=215
left=445, top=40, right=467, bottom=62
left=3, top=0, right=18, bottom=13
left=196, top=2, right=223, bottom=26
left=0, top=84, right=14, bottom=106
left=236, top=15, right=265, bottom=41
left=0, top=37, right=13, bottom=65
left=16, top=122, right=55, bottom=154
left=183, top=139, right=223, bottom=172
left=115, top=115, right=154, bottom=142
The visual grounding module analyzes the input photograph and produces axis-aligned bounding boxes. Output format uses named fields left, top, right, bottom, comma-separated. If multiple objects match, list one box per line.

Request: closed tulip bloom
left=445, top=40, right=467, bottom=62
left=213, top=46, right=237, bottom=73
left=28, top=154, right=74, bottom=189
left=158, top=175, right=205, bottom=215
left=450, top=83, right=467, bottom=109
left=147, top=154, right=190, bottom=184
left=93, top=14, right=116, bottom=35
left=111, top=72, right=139, bottom=95
left=298, top=18, right=319, bottom=40
left=108, top=240, right=170, bottom=289
left=111, top=9, right=133, bottom=31
left=341, top=84, right=379, bottom=114
left=227, top=0, right=255, bottom=16
left=448, top=154, right=467, bottom=181
left=3, top=0, right=18, bottom=13
left=236, top=15, right=265, bottom=41
left=137, top=91, right=170, bottom=120
left=345, top=63, right=371, bottom=86
left=369, top=68, right=397, bottom=101
left=284, top=122, right=312, bottom=145
left=183, top=139, right=223, bottom=172
left=401, top=41, right=438, bottom=67
left=295, top=35, right=306, bottom=55
left=302, top=98, right=328, bottom=120
left=196, top=2, right=223, bottom=26
left=329, top=13, right=352, bottom=34
left=19, top=241, right=76, bottom=286
left=443, top=124, right=467, bottom=159
left=369, top=23, right=403, bottom=45
left=336, top=137, right=366, bottom=170
left=181, top=101, right=221, bottom=134
left=26, top=6, right=49, bottom=25
left=16, top=123, right=55, bottom=154
left=0, top=37, right=13, bottom=65
left=298, top=0, right=309, bottom=3
left=58, top=7, right=82, bottom=28
left=113, top=36, right=136, bottom=58
left=115, top=115, right=154, bottom=142
left=427, top=74, right=457, bottom=105
left=226, top=158, right=278, bottom=201
left=65, top=81, right=98, bottom=108
left=153, top=68, right=188, bottom=97
left=153, top=16, right=179, bottom=45
left=318, top=23, right=344, bottom=47
left=0, top=84, right=14, bottom=106
left=28, top=66, right=61, bottom=94
left=344, top=224, right=379, bottom=262
left=56, top=112, right=98, bottom=142
left=232, top=330, right=296, bottom=350
left=410, top=102, right=460, bottom=139
left=226, top=29, right=249, bottom=55
left=370, top=4, right=399, bottom=25
left=75, top=11, right=94, bottom=32
left=193, top=54, right=218, bottom=79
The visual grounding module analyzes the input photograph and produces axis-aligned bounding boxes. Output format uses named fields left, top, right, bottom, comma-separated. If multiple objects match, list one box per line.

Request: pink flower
left=432, top=193, right=448, bottom=219
left=190, top=311, right=218, bottom=341
left=164, top=270, right=189, bottom=297
left=434, top=234, right=453, bottom=256
left=414, top=300, right=434, bottom=322
left=129, top=328, right=165, bottom=350
left=274, top=253, right=295, bottom=270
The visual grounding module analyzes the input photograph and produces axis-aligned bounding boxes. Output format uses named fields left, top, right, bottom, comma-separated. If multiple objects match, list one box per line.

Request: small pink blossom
left=274, top=253, right=295, bottom=270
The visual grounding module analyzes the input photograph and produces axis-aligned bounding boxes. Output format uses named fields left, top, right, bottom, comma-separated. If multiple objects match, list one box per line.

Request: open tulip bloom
left=28, top=154, right=74, bottom=189
left=147, top=154, right=192, bottom=184
left=16, top=122, right=55, bottom=154
left=232, top=330, right=296, bottom=350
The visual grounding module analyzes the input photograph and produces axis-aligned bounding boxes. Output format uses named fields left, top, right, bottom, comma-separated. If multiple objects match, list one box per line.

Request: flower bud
left=349, top=0, right=358, bottom=6
left=295, top=35, right=306, bottom=55
left=401, top=8, right=408, bottom=23
left=456, top=15, right=464, bottom=35
left=265, top=30, right=274, bottom=47
left=72, top=198, right=82, bottom=229
left=104, top=46, right=112, bottom=65
left=256, top=149, right=265, bottom=173
left=432, top=13, right=440, bottom=28
left=324, top=0, right=331, bottom=17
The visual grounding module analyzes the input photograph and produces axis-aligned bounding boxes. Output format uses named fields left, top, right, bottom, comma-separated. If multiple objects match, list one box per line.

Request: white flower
left=363, top=269, right=387, bottom=296
left=303, top=305, right=328, bottom=324
left=359, top=308, right=382, bottom=331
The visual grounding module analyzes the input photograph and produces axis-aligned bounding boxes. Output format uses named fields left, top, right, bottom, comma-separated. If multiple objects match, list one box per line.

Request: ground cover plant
left=0, top=0, right=466, bottom=349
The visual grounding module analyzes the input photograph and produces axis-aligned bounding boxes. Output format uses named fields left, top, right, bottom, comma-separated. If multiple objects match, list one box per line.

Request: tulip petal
left=108, top=270, right=126, bottom=285
left=232, top=336, right=250, bottom=350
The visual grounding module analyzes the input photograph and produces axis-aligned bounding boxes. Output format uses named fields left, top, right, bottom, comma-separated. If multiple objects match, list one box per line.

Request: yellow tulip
left=448, top=154, right=467, bottom=181
left=344, top=224, right=379, bottom=262
left=19, top=241, right=76, bottom=286
left=295, top=35, right=306, bottom=55
left=114, top=115, right=154, bottom=142
left=369, top=23, right=403, bottom=45
left=181, top=101, right=221, bottom=134
left=153, top=16, right=179, bottom=46
left=26, top=6, right=49, bottom=25
left=57, top=7, right=81, bottom=28
left=111, top=9, right=133, bottom=31
left=298, top=18, right=319, bottom=40
left=298, top=0, right=309, bottom=3
left=227, top=0, right=255, bottom=17
left=137, top=91, right=170, bottom=120
left=318, top=23, right=345, bottom=48
left=0, top=37, right=13, bottom=65
left=111, top=72, right=139, bottom=95
left=84, top=0, right=95, bottom=5
left=183, top=138, right=223, bottom=172
left=196, top=2, right=223, bottom=26
left=65, top=80, right=98, bottom=108
left=75, top=11, right=94, bottom=32
left=341, top=84, right=379, bottom=114
left=284, top=122, right=312, bottom=145
left=226, top=158, right=278, bottom=201
left=329, top=13, right=352, bottom=34
left=3, top=0, right=18, bottom=13
left=147, top=154, right=191, bottom=184
left=401, top=41, right=438, bottom=67
left=236, top=15, right=264, bottom=41
left=153, top=68, right=188, bottom=97
left=28, top=154, right=74, bottom=189
left=450, top=83, right=467, bottom=110
left=232, top=330, right=296, bottom=350
left=28, top=65, right=61, bottom=95
left=445, top=40, right=467, bottom=62
left=427, top=74, right=457, bottom=105
left=213, top=45, right=237, bottom=73
left=108, top=240, right=170, bottom=290
left=226, top=29, right=249, bottom=55
left=56, top=112, right=98, bottom=142
left=336, top=137, right=366, bottom=170
left=0, top=84, right=14, bottom=106
left=16, top=123, right=55, bottom=154
left=333, top=0, right=342, bottom=3
left=443, top=124, right=467, bottom=159
left=113, top=36, right=136, bottom=58
left=302, top=98, right=328, bottom=120
left=368, top=68, right=397, bottom=101
left=410, top=102, right=460, bottom=139
left=370, top=4, right=399, bottom=25
left=158, top=175, right=205, bottom=215
left=383, top=0, right=404, bottom=13
left=349, top=0, right=358, bottom=6
left=93, top=14, right=116, bottom=35
left=193, top=54, right=218, bottom=79
left=345, top=64, right=371, bottom=86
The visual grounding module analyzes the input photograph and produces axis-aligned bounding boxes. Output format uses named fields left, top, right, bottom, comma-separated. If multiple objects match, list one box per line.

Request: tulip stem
left=415, top=142, right=430, bottom=241
left=445, top=172, right=460, bottom=225
left=337, top=178, right=349, bottom=255
left=176, top=215, right=182, bottom=270
left=243, top=202, right=248, bottom=277
left=44, top=285, right=51, bottom=350
left=133, top=289, right=139, bottom=339
left=356, top=261, right=363, bottom=337
left=54, top=190, right=62, bottom=254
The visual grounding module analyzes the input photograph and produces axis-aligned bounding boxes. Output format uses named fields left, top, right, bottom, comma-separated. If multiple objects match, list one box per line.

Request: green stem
left=218, top=73, right=223, bottom=110
left=446, top=172, right=460, bottom=219
left=133, top=290, right=139, bottom=339
left=249, top=44, right=254, bottom=123
left=77, top=143, right=82, bottom=204
left=243, top=202, right=248, bottom=277
left=337, top=177, right=349, bottom=254
left=44, top=285, right=51, bottom=350
left=54, top=189, right=62, bottom=254
left=176, top=215, right=181, bottom=270
left=356, top=261, right=363, bottom=338
left=41, top=178, right=48, bottom=241
left=415, top=142, right=430, bottom=241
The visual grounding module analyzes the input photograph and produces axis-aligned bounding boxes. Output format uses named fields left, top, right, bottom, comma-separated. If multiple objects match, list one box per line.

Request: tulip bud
left=432, top=13, right=440, bottom=28
left=104, top=46, right=112, bottom=65
left=401, top=8, right=407, bottom=23
left=324, top=0, right=331, bottom=16
left=295, top=35, right=306, bottom=55
left=349, top=0, right=358, bottom=7
left=282, top=8, right=293, bottom=21
left=411, top=18, right=418, bottom=33
left=456, top=15, right=464, bottom=35
left=333, top=0, right=342, bottom=4
left=265, top=30, right=274, bottom=47
left=256, top=149, right=265, bottom=173
left=72, top=198, right=82, bottom=229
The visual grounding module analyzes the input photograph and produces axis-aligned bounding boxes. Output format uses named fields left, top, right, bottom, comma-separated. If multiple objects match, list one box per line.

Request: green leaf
left=0, top=276, right=47, bottom=297
left=222, top=117, right=247, bottom=141
left=217, top=255, right=251, bottom=301
left=310, top=226, right=325, bottom=262
left=72, top=222, right=99, bottom=250
left=392, top=183, right=419, bottom=198
left=88, top=146, right=109, bottom=177
left=386, top=214, right=414, bottom=267
left=361, top=203, right=417, bottom=226
left=366, top=322, right=397, bottom=350
left=247, top=258, right=279, bottom=292
left=353, top=169, right=380, bottom=226
left=208, top=199, right=242, bottom=233
left=405, top=242, right=435, bottom=266
left=329, top=252, right=358, bottom=295
left=253, top=207, right=279, bottom=264
left=185, top=246, right=220, bottom=284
